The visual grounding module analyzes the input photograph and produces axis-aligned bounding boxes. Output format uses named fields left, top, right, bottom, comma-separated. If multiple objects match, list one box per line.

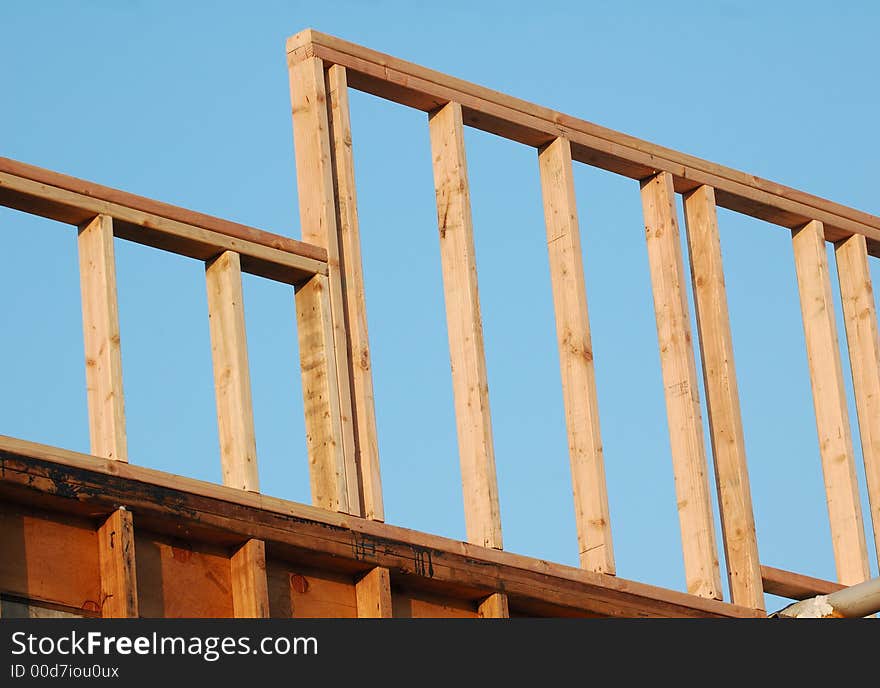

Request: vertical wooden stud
left=231, top=539, right=270, bottom=618
left=835, top=233, right=880, bottom=562
left=683, top=185, right=763, bottom=609
left=289, top=53, right=361, bottom=516
left=296, top=274, right=351, bottom=512
left=78, top=214, right=128, bottom=462
left=537, top=137, right=615, bottom=574
left=326, top=64, right=384, bottom=521
left=793, top=220, right=869, bottom=585
left=355, top=566, right=393, bottom=618
left=206, top=250, right=259, bottom=492
left=97, top=507, right=138, bottom=618
left=428, top=101, right=502, bottom=550
left=477, top=592, right=510, bottom=618
left=641, top=172, right=722, bottom=599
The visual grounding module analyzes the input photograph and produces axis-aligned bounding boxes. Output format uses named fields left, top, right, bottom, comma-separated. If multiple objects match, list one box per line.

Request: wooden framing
left=289, top=54, right=364, bottom=518
left=478, top=593, right=510, bottom=619
left=286, top=30, right=880, bottom=253
left=428, top=101, right=502, bottom=551
left=355, top=567, right=393, bottom=618
left=78, top=214, right=128, bottom=463
left=295, top=274, right=353, bottom=512
left=325, top=64, right=384, bottom=522
left=231, top=539, right=270, bottom=618
left=0, top=158, right=324, bottom=285
left=97, top=507, right=138, bottom=618
left=537, top=137, right=614, bottom=574
left=682, top=186, right=762, bottom=609
left=206, top=250, right=259, bottom=492
left=3, top=29, right=879, bottom=618
left=791, top=220, right=869, bottom=585
left=0, top=435, right=764, bottom=618
left=834, top=234, right=880, bottom=562
left=641, top=172, right=722, bottom=600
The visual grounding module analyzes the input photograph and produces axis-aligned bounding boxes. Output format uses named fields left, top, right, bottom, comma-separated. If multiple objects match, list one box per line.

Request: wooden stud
left=286, top=31, right=880, bottom=257
left=296, top=274, right=351, bottom=512
left=835, top=233, right=880, bottom=561
left=683, top=186, right=763, bottom=610
left=537, top=137, right=614, bottom=574
left=289, top=54, right=361, bottom=516
left=477, top=592, right=510, bottom=618
left=355, top=566, right=393, bottom=618
left=428, top=101, right=502, bottom=550
left=97, top=507, right=138, bottom=618
left=0, top=437, right=766, bottom=618
left=231, top=539, right=270, bottom=618
left=792, top=220, right=870, bottom=585
left=78, top=214, right=128, bottom=462
left=326, top=64, right=384, bottom=521
left=641, top=172, right=722, bottom=599
left=206, top=250, right=259, bottom=492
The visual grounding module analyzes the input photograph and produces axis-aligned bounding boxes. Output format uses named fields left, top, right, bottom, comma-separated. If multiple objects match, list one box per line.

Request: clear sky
left=2, top=1, right=878, bottom=611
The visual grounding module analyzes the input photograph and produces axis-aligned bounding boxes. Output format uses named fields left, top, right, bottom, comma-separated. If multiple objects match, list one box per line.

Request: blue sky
left=2, top=1, right=878, bottom=611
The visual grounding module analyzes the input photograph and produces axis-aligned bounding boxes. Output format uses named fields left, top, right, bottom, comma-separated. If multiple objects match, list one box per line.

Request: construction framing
left=1, top=28, right=878, bottom=618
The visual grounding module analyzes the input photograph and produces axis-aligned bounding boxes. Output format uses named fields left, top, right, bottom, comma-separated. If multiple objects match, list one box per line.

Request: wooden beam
left=640, top=172, right=722, bottom=600
left=0, top=436, right=765, bottom=617
left=326, top=64, right=384, bottom=521
left=286, top=30, right=880, bottom=255
left=0, top=164, right=325, bottom=286
left=295, top=274, right=351, bottom=512
left=792, top=220, right=869, bottom=585
left=761, top=565, right=845, bottom=601
left=97, top=507, right=138, bottom=618
left=537, top=137, right=614, bottom=574
left=289, top=54, right=361, bottom=516
left=835, top=233, right=880, bottom=562
left=682, top=186, right=763, bottom=610
left=231, top=539, right=270, bottom=618
left=428, top=101, right=502, bottom=550
left=206, top=250, right=259, bottom=492
left=478, top=592, right=509, bottom=618
left=355, top=566, right=393, bottom=617
left=78, top=214, right=128, bottom=462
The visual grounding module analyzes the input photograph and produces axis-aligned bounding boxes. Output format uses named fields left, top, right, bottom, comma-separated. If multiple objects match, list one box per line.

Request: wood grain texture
left=537, top=137, right=614, bottom=574
left=429, top=101, right=502, bottom=550
left=641, top=172, right=722, bottom=600
left=326, top=64, right=384, bottom=521
left=761, top=565, right=845, bottom=601
left=834, top=233, right=880, bottom=562
left=231, top=539, right=270, bottom=618
left=792, top=220, right=869, bottom=585
left=0, top=436, right=765, bottom=617
left=295, top=274, right=351, bottom=512
left=683, top=186, right=762, bottom=610
left=1, top=167, right=324, bottom=285
left=289, top=54, right=361, bottom=515
left=355, top=566, right=393, bottom=618
left=478, top=592, right=509, bottom=618
left=286, top=30, right=880, bottom=255
left=206, top=250, right=259, bottom=492
left=97, top=507, right=138, bottom=618
left=78, top=214, right=127, bottom=462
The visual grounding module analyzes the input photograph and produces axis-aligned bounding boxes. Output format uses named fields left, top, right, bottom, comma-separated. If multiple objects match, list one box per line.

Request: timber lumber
left=286, top=29, right=880, bottom=255
left=96, top=507, right=138, bottom=618
left=0, top=157, right=326, bottom=284
left=78, top=214, right=128, bottom=463
left=792, top=220, right=869, bottom=585
left=0, top=435, right=764, bottom=618
left=761, top=565, right=845, bottom=601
